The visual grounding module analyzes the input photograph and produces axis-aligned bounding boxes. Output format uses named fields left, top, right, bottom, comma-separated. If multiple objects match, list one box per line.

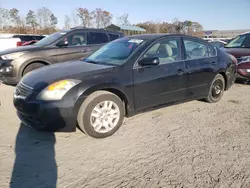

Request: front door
left=133, top=37, right=187, bottom=110
left=56, top=32, right=92, bottom=63
left=182, top=37, right=218, bottom=97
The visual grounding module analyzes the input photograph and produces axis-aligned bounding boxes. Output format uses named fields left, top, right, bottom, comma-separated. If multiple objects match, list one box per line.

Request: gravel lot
left=0, top=83, right=250, bottom=188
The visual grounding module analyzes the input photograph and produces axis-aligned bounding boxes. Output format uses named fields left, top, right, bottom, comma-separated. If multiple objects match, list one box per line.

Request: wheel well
left=22, top=61, right=49, bottom=76
left=101, top=88, right=129, bottom=115
left=219, top=72, right=227, bottom=90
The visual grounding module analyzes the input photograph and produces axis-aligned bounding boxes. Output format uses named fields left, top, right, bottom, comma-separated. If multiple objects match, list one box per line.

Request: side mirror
left=56, top=40, right=68, bottom=47
left=138, top=57, right=160, bottom=67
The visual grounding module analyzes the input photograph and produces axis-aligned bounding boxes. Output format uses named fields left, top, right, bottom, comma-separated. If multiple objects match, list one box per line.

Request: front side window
left=225, top=35, right=247, bottom=48
left=143, top=38, right=181, bottom=64
left=89, top=32, right=109, bottom=44
left=63, top=33, right=87, bottom=46
left=183, top=39, right=210, bottom=59
left=35, top=31, right=69, bottom=46
left=83, top=38, right=145, bottom=65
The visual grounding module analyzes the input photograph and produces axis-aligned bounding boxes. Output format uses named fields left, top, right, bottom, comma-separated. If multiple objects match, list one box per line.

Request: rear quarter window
left=108, top=33, right=120, bottom=41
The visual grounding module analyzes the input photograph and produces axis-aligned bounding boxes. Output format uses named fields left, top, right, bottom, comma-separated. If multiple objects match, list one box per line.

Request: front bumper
left=13, top=92, right=82, bottom=132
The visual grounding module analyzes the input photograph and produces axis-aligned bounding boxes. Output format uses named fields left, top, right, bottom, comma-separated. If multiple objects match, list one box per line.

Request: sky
left=1, top=0, right=250, bottom=30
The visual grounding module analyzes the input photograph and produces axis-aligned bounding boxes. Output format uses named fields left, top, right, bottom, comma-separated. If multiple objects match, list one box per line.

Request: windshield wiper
left=83, top=58, right=116, bottom=66
left=83, top=59, right=100, bottom=64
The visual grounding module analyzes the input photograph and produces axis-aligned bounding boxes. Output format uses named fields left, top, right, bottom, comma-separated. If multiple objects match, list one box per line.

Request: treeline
left=0, top=7, right=203, bottom=36
left=136, top=19, right=203, bottom=37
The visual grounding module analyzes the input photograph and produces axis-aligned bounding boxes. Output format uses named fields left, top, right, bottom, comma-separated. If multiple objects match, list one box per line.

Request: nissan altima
left=13, top=34, right=237, bottom=138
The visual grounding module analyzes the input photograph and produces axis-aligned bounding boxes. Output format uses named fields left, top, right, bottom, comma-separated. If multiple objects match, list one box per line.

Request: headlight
left=36, top=79, right=81, bottom=101
left=0, top=65, right=13, bottom=74
left=1, top=52, right=25, bottom=60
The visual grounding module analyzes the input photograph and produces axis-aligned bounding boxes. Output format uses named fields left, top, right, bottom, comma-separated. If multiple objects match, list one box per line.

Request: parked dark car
left=0, top=28, right=124, bottom=85
left=209, top=40, right=227, bottom=48
left=223, top=32, right=250, bottom=81
left=13, top=34, right=237, bottom=138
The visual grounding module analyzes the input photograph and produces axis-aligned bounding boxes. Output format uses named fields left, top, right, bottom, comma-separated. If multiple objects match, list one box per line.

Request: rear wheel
left=206, top=74, right=225, bottom=103
left=77, top=91, right=125, bottom=138
left=22, top=63, right=46, bottom=76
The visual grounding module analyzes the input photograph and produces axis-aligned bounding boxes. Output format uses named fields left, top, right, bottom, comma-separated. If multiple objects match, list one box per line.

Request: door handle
left=82, top=49, right=90, bottom=53
left=177, top=69, right=184, bottom=75
left=212, top=61, right=216, bottom=64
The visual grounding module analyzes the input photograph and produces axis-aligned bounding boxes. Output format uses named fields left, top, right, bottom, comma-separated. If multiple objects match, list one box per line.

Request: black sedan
left=13, top=34, right=237, bottom=138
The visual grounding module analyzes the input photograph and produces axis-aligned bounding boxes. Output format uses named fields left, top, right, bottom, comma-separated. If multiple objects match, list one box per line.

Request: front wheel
left=22, top=63, right=46, bottom=76
left=77, top=91, right=125, bottom=138
left=206, top=74, right=225, bottom=103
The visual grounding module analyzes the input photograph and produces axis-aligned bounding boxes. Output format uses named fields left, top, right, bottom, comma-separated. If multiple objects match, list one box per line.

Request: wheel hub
left=212, top=79, right=223, bottom=99
left=90, top=100, right=120, bottom=133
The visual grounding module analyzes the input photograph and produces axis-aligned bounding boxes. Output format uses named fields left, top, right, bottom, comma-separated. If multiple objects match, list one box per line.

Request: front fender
left=71, top=82, right=134, bottom=120
left=17, top=57, right=51, bottom=77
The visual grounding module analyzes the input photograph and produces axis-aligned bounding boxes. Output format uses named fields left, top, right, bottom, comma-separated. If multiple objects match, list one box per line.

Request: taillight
left=16, top=41, right=23, bottom=46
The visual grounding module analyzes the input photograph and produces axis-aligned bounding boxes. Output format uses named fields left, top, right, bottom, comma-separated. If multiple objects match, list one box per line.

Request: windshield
left=35, top=31, right=68, bottom=46
left=83, top=38, right=145, bottom=65
left=225, top=35, right=246, bottom=48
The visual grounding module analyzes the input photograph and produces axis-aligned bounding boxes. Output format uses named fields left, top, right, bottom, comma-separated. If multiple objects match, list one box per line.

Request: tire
left=77, top=91, right=125, bottom=138
left=206, top=74, right=225, bottom=103
left=22, top=63, right=46, bottom=76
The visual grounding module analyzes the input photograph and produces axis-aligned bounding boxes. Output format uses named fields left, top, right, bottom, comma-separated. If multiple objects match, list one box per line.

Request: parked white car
left=0, top=37, right=21, bottom=52
left=0, top=34, right=45, bottom=52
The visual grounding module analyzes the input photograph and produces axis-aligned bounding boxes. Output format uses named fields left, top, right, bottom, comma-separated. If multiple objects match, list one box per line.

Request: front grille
left=15, top=82, right=33, bottom=98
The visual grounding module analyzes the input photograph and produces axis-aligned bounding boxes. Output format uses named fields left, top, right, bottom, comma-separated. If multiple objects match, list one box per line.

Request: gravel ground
left=0, top=83, right=250, bottom=188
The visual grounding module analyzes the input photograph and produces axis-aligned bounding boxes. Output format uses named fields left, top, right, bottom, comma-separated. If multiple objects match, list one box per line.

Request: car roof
left=125, top=33, right=195, bottom=41
left=69, top=27, right=124, bottom=35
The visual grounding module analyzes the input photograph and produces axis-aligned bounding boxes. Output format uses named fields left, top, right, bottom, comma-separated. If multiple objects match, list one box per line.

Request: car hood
left=222, top=47, right=250, bottom=58
left=0, top=45, right=42, bottom=55
left=20, top=60, right=115, bottom=90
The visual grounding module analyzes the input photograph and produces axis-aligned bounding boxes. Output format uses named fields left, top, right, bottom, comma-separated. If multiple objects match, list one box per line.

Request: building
left=203, top=29, right=250, bottom=39
left=106, top=24, right=146, bottom=35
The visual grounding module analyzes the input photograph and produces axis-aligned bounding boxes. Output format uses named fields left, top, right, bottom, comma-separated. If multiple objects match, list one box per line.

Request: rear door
left=56, top=31, right=92, bottom=63
left=182, top=37, right=218, bottom=97
left=133, top=37, right=187, bottom=110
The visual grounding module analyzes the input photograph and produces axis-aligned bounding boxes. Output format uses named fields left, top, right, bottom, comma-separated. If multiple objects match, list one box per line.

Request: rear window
left=108, top=33, right=120, bottom=41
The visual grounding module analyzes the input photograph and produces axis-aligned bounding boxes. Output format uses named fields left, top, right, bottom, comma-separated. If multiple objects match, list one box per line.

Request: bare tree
left=0, top=8, right=9, bottom=31
left=37, top=7, right=53, bottom=30
left=9, top=8, right=21, bottom=28
left=117, top=13, right=130, bottom=25
left=50, top=14, right=57, bottom=28
left=71, top=9, right=79, bottom=27
left=77, top=8, right=92, bottom=27
left=92, top=8, right=103, bottom=28
left=64, top=14, right=71, bottom=29
left=26, top=10, right=37, bottom=32
left=101, top=10, right=112, bottom=28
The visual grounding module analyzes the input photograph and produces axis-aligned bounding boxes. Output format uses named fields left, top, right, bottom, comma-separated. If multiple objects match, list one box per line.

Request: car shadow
left=135, top=97, right=203, bottom=116
left=10, top=124, right=57, bottom=188
left=235, top=79, right=250, bottom=85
